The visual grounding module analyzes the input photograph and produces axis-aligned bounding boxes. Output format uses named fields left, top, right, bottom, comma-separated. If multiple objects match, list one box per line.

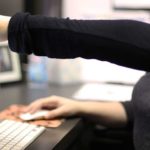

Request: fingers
left=23, top=96, right=60, bottom=114
left=23, top=100, right=44, bottom=114
left=22, top=95, right=73, bottom=120
left=25, top=105, right=41, bottom=114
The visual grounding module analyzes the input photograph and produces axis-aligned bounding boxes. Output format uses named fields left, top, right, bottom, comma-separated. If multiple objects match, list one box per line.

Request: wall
left=0, top=0, right=23, bottom=15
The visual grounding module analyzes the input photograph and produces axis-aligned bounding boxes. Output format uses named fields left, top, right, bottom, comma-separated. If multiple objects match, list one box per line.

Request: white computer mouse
left=19, top=110, right=49, bottom=121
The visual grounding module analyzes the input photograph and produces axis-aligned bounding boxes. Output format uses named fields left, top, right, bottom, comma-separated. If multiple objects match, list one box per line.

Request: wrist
left=75, top=101, right=87, bottom=116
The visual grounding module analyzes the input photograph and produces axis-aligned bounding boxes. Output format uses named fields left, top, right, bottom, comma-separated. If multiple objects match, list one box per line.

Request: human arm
left=1, top=12, right=149, bottom=70
left=7, top=13, right=150, bottom=71
left=0, top=15, right=10, bottom=41
left=24, top=95, right=132, bottom=128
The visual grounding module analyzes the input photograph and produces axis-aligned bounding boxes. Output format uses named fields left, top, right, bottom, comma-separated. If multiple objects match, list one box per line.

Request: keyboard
left=0, top=120, right=46, bottom=150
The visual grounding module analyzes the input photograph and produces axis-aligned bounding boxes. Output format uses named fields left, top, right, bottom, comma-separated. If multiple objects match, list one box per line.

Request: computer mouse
left=19, top=110, right=49, bottom=121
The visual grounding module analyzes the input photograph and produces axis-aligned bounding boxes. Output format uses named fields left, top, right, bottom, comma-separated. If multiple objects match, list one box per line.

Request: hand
left=24, top=96, right=82, bottom=119
left=0, top=15, right=11, bottom=41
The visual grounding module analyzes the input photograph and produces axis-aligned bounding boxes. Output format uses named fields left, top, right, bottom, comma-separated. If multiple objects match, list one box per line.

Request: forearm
left=8, top=13, right=150, bottom=71
left=0, top=15, right=10, bottom=41
left=77, top=101, right=128, bottom=128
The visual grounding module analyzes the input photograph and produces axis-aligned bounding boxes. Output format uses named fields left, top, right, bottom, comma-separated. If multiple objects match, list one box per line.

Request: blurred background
left=0, top=0, right=149, bottom=109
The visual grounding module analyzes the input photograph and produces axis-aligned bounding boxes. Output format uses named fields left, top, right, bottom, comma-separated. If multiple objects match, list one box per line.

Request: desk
left=0, top=82, right=91, bottom=150
left=28, top=118, right=85, bottom=150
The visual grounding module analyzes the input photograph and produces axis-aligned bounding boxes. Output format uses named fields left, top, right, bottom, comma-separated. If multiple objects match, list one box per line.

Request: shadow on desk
left=29, top=118, right=134, bottom=150
left=90, top=126, right=134, bottom=150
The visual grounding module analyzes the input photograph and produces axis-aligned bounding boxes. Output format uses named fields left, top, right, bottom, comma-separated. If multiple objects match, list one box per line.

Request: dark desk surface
left=0, top=82, right=86, bottom=150
left=28, top=118, right=84, bottom=150
left=0, top=82, right=83, bottom=110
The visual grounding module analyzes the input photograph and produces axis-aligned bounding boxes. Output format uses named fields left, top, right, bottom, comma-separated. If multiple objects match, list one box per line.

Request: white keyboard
left=0, top=120, right=46, bottom=150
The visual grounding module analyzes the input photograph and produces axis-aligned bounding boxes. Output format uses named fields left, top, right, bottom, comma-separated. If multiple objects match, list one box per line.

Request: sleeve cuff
left=8, top=12, right=33, bottom=54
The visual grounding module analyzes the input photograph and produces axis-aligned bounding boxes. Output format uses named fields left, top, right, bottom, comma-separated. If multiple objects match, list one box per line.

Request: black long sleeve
left=8, top=12, right=150, bottom=71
